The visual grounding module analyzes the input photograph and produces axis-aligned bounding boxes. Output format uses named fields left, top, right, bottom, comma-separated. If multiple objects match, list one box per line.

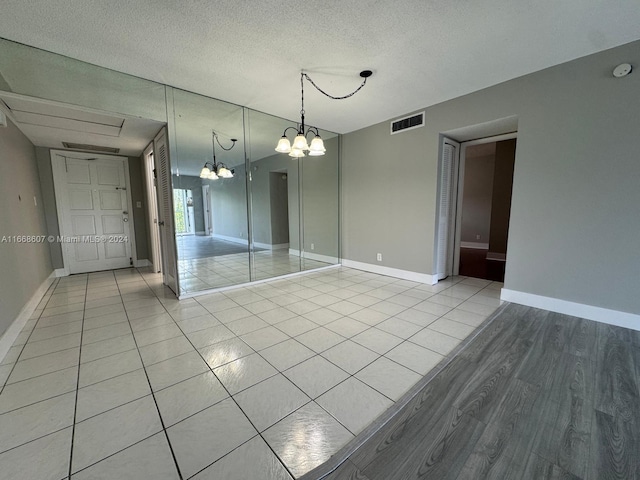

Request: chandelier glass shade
left=200, top=131, right=237, bottom=180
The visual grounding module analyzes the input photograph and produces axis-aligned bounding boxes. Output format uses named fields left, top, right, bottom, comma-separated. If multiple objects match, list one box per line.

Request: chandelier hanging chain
left=212, top=130, right=236, bottom=151
left=302, top=72, right=369, bottom=101
left=275, top=69, right=372, bottom=158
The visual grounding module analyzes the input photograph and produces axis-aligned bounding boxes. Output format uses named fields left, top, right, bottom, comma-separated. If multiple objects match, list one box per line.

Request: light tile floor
left=0, top=266, right=502, bottom=479
left=178, top=250, right=332, bottom=294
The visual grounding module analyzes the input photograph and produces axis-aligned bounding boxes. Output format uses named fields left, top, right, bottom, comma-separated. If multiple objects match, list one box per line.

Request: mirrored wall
left=169, top=88, right=340, bottom=295
left=0, top=37, right=341, bottom=297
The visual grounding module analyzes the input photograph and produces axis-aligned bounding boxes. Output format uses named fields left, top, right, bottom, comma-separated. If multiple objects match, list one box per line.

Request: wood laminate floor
left=319, top=304, right=640, bottom=480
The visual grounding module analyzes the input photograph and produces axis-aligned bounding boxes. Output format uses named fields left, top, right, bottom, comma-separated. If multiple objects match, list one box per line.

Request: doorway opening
left=453, top=136, right=516, bottom=282
left=143, top=143, right=162, bottom=273
left=435, top=121, right=518, bottom=284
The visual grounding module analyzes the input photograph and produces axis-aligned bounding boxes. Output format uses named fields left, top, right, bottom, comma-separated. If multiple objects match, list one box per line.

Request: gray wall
left=342, top=39, right=640, bottom=315
left=269, top=172, right=290, bottom=245
left=249, top=152, right=298, bottom=248
left=128, top=156, right=150, bottom=260
left=488, top=140, right=516, bottom=255
left=208, top=166, right=249, bottom=241
left=302, top=136, right=340, bottom=258
left=0, top=119, right=52, bottom=336
left=35, top=147, right=63, bottom=268
left=461, top=153, right=495, bottom=244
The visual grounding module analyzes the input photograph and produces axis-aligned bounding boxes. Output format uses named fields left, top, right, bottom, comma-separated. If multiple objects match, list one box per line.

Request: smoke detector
left=613, top=63, right=632, bottom=78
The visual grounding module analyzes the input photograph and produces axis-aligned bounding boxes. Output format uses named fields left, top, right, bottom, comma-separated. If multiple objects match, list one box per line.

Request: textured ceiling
left=1, top=0, right=639, bottom=134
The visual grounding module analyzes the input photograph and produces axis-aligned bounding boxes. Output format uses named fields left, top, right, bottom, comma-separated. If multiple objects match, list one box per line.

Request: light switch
left=136, top=201, right=142, bottom=208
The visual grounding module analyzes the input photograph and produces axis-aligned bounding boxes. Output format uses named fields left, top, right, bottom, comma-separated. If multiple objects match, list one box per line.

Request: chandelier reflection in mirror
left=275, top=70, right=373, bottom=158
left=200, top=130, right=237, bottom=180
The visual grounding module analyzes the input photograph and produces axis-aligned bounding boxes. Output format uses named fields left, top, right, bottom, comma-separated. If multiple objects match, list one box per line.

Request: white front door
left=52, top=153, right=134, bottom=274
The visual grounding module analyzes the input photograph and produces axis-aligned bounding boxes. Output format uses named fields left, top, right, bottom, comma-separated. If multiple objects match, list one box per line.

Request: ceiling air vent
left=62, top=142, right=120, bottom=154
left=390, top=112, right=425, bottom=135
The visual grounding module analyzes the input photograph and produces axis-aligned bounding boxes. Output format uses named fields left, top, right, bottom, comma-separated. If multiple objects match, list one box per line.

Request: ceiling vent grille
left=62, top=142, right=120, bottom=154
left=390, top=112, right=425, bottom=135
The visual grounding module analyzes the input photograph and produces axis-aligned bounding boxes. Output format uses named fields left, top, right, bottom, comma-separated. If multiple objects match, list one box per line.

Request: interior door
left=154, top=128, right=178, bottom=294
left=52, top=153, right=133, bottom=274
left=434, top=137, right=460, bottom=280
left=143, top=143, right=162, bottom=273
left=202, top=185, right=212, bottom=235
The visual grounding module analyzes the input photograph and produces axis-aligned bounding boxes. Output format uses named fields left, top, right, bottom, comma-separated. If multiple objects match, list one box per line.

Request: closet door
left=435, top=137, right=460, bottom=280
left=154, top=128, right=178, bottom=293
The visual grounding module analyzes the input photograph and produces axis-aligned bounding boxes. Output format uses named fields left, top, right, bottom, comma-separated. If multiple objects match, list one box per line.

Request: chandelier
left=200, top=130, right=237, bottom=180
left=275, top=70, right=373, bottom=158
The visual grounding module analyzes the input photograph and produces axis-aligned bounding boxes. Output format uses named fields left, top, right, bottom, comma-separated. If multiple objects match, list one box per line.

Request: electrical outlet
left=136, top=201, right=142, bottom=208
left=476, top=234, right=481, bottom=240
left=376, top=253, right=382, bottom=262
left=311, top=243, right=315, bottom=250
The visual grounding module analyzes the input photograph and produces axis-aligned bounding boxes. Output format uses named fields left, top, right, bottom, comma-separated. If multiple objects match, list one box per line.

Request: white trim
left=460, top=241, right=489, bottom=250
left=342, top=259, right=437, bottom=285
left=0, top=272, right=56, bottom=364
left=135, top=259, right=151, bottom=267
left=212, top=233, right=248, bottom=246
left=195, top=231, right=206, bottom=235
left=255, top=242, right=289, bottom=251
left=54, top=268, right=69, bottom=277
left=289, top=249, right=339, bottom=264
left=179, top=264, right=341, bottom=299
left=143, top=141, right=162, bottom=274
left=453, top=131, right=518, bottom=275
left=501, top=289, right=640, bottom=331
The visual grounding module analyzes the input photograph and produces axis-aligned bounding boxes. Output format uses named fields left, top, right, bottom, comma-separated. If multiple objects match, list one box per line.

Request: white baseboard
left=500, top=289, right=640, bottom=331
left=54, top=268, right=68, bottom=277
left=135, top=259, right=151, bottom=267
left=179, top=264, right=341, bottom=300
left=341, top=259, right=437, bottom=285
left=255, top=242, right=290, bottom=251
left=212, top=234, right=248, bottom=246
left=0, top=272, right=56, bottom=364
left=461, top=242, right=489, bottom=249
left=289, top=249, right=339, bottom=264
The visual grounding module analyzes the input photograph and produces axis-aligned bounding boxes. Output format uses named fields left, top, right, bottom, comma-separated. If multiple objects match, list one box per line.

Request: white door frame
left=202, top=184, right=212, bottom=235
left=143, top=142, right=162, bottom=273
left=452, top=132, right=518, bottom=275
left=50, top=149, right=137, bottom=275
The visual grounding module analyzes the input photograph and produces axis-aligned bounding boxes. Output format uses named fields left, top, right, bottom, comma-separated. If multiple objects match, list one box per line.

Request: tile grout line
left=113, top=272, right=185, bottom=480
left=67, top=273, right=90, bottom=480
left=0, top=266, right=498, bottom=478
left=141, top=275, right=303, bottom=479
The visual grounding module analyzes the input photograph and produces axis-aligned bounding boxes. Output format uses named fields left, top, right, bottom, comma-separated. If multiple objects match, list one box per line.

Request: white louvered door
left=435, top=138, right=460, bottom=280
left=153, top=128, right=178, bottom=294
